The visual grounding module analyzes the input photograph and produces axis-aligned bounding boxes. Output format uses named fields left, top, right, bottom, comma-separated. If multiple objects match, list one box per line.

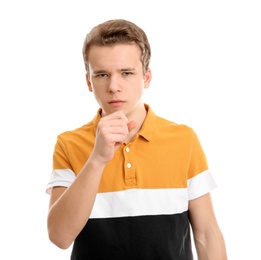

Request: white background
left=1, top=0, right=260, bottom=259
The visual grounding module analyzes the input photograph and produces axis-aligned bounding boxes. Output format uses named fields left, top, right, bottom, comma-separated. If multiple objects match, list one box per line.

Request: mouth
left=108, top=100, right=125, bottom=107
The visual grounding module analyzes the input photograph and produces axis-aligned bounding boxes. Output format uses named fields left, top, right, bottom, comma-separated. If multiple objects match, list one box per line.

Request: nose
left=107, top=75, right=121, bottom=93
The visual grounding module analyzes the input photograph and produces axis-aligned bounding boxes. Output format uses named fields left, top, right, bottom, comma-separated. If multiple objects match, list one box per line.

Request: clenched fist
left=91, top=111, right=137, bottom=164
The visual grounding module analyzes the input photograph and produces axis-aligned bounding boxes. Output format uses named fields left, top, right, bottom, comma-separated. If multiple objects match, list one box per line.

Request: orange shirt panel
left=52, top=104, right=208, bottom=193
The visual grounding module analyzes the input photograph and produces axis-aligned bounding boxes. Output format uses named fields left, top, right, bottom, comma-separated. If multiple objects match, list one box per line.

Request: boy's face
left=86, top=43, right=151, bottom=118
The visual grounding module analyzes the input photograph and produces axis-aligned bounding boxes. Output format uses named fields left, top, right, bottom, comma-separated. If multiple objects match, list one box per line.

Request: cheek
left=92, top=88, right=104, bottom=100
left=92, top=92, right=103, bottom=106
left=130, top=85, right=144, bottom=98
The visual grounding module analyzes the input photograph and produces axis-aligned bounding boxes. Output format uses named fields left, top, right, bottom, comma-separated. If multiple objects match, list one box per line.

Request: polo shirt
left=46, top=104, right=217, bottom=260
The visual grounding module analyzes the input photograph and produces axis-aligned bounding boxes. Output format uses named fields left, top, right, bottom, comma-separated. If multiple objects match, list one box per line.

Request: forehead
left=88, top=44, right=142, bottom=68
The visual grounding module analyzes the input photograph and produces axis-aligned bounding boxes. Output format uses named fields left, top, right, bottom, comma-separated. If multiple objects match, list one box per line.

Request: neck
left=126, top=105, right=147, bottom=143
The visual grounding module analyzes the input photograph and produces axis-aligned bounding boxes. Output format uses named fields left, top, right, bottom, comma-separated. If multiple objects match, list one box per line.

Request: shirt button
left=125, top=147, right=130, bottom=152
left=126, top=163, right=132, bottom=168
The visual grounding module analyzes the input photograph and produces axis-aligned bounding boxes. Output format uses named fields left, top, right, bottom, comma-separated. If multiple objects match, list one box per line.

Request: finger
left=101, top=111, right=127, bottom=122
left=127, top=120, right=137, bottom=132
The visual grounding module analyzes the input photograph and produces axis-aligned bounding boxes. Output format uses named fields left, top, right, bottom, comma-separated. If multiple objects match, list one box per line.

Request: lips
left=108, top=100, right=125, bottom=106
left=108, top=99, right=125, bottom=103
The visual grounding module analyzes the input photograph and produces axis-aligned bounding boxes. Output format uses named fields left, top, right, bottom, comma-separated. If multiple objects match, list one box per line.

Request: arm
left=47, top=157, right=105, bottom=249
left=188, top=193, right=228, bottom=260
left=47, top=111, right=136, bottom=249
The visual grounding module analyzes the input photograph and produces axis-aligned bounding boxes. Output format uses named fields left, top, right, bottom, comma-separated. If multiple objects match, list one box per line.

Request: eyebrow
left=121, top=67, right=136, bottom=71
left=92, top=69, right=107, bottom=74
left=93, top=67, right=136, bottom=74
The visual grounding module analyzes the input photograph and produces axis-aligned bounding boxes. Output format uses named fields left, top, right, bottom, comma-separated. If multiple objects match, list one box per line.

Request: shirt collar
left=138, top=103, right=156, bottom=141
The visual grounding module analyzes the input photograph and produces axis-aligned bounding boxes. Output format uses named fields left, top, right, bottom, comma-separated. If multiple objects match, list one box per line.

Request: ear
left=86, top=73, right=93, bottom=92
left=144, top=68, right=152, bottom=89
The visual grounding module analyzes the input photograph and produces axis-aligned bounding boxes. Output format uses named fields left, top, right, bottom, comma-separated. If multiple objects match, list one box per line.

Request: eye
left=122, top=71, right=133, bottom=76
left=96, top=73, right=108, bottom=78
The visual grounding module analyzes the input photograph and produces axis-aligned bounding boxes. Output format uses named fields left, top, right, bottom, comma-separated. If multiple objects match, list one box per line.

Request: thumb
left=127, top=120, right=137, bottom=132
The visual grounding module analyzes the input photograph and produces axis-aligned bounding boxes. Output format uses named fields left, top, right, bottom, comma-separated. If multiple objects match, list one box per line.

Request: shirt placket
left=123, top=143, right=137, bottom=187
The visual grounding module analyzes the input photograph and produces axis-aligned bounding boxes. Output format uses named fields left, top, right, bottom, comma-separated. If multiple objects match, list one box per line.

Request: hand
left=91, top=111, right=137, bottom=164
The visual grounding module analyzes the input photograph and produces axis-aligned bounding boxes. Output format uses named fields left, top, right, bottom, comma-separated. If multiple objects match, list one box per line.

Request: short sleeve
left=46, top=169, right=75, bottom=194
left=45, top=136, right=76, bottom=194
left=187, top=129, right=217, bottom=200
